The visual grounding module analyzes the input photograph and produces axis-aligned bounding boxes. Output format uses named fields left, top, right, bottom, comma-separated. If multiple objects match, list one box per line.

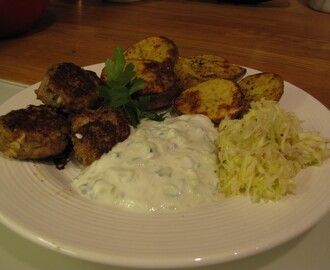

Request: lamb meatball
left=0, top=105, right=70, bottom=160
left=35, top=62, right=102, bottom=112
left=70, top=106, right=131, bottom=166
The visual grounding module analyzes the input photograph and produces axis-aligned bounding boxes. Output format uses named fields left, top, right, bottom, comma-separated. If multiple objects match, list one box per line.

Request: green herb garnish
left=98, top=46, right=167, bottom=127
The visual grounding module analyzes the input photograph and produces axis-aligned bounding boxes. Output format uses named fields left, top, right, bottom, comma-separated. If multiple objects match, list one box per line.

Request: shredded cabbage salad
left=217, top=99, right=330, bottom=202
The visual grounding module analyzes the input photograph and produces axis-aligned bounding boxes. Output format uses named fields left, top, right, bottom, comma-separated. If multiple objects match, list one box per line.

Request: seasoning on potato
left=101, top=58, right=178, bottom=110
left=174, top=78, right=245, bottom=124
left=174, top=54, right=247, bottom=90
left=238, top=72, right=284, bottom=111
left=123, top=35, right=179, bottom=70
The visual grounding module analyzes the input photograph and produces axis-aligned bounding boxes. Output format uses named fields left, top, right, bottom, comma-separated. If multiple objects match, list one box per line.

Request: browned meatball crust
left=35, top=62, right=102, bottom=112
left=70, top=106, right=131, bottom=166
left=0, top=105, right=70, bottom=160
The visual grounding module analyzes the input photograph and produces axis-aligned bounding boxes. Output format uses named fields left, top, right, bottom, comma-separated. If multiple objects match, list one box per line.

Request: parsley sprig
left=98, top=46, right=167, bottom=127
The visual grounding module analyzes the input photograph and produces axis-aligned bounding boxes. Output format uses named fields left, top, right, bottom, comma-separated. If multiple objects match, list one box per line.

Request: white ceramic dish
left=0, top=64, right=329, bottom=269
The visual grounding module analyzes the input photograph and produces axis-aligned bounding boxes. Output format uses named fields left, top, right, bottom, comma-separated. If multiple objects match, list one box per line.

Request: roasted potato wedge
left=123, top=36, right=179, bottom=70
left=101, top=59, right=178, bottom=110
left=127, top=59, right=177, bottom=96
left=174, top=78, right=245, bottom=124
left=174, top=55, right=247, bottom=90
left=238, top=72, right=284, bottom=109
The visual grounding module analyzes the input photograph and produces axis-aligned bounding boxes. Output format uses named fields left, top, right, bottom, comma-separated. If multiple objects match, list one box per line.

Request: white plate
left=0, top=64, right=329, bottom=269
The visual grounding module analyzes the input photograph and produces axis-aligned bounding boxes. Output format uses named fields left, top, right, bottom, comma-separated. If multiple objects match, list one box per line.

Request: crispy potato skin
left=121, top=36, right=180, bottom=110
left=0, top=105, right=70, bottom=160
left=123, top=36, right=179, bottom=70
left=70, top=106, right=130, bottom=166
left=238, top=72, right=284, bottom=112
left=35, top=62, right=102, bottom=113
left=101, top=59, right=178, bottom=110
left=174, top=55, right=247, bottom=90
left=128, top=59, right=177, bottom=95
left=101, top=36, right=181, bottom=110
left=174, top=78, right=245, bottom=124
left=101, top=59, right=177, bottom=95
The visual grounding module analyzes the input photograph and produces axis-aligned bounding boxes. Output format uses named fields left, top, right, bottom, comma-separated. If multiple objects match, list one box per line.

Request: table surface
left=0, top=0, right=330, bottom=110
left=0, top=0, right=329, bottom=269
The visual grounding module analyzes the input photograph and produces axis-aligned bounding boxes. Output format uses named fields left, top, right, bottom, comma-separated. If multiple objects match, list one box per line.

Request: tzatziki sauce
left=72, top=114, right=220, bottom=213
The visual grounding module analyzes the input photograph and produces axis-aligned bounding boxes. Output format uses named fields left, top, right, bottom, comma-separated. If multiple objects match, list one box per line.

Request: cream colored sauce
left=72, top=114, right=219, bottom=213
